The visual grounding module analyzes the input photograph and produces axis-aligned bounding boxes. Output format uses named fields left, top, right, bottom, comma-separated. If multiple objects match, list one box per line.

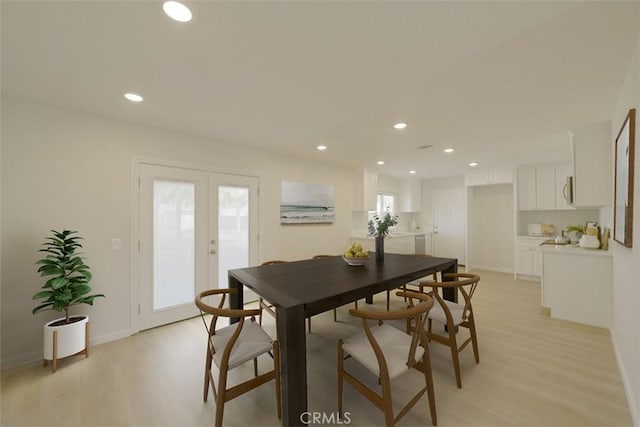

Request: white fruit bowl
left=342, top=255, right=369, bottom=266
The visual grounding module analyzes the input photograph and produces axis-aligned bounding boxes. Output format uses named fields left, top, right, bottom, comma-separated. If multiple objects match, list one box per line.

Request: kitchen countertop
left=517, top=235, right=555, bottom=240
left=351, top=231, right=429, bottom=239
left=538, top=243, right=611, bottom=257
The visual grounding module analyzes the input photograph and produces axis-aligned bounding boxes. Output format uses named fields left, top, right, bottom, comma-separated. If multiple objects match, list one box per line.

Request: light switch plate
left=111, top=238, right=122, bottom=250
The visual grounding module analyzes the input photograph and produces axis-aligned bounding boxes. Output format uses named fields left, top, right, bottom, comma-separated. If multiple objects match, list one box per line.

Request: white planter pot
left=43, top=315, right=89, bottom=360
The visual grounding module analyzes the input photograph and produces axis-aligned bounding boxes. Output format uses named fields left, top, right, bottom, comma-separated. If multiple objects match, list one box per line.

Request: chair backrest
left=427, top=273, right=480, bottom=321
left=349, top=290, right=434, bottom=370
left=195, top=289, right=262, bottom=361
left=261, top=260, right=287, bottom=266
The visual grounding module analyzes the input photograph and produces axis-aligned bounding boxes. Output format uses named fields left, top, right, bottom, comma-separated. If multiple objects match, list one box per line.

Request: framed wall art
left=280, top=181, right=335, bottom=224
left=614, top=108, right=636, bottom=248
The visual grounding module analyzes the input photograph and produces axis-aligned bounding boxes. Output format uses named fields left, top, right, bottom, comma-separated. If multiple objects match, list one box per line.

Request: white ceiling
left=2, top=1, right=638, bottom=179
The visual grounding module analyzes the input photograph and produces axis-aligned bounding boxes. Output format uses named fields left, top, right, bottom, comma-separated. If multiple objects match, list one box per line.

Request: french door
left=138, top=163, right=258, bottom=330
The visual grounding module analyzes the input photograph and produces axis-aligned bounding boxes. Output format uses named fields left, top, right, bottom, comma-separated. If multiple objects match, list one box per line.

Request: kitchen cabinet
left=465, top=169, right=513, bottom=186
left=554, top=163, right=575, bottom=210
left=569, top=122, right=611, bottom=208
left=353, top=169, right=378, bottom=211
left=517, top=168, right=536, bottom=210
left=541, top=246, right=611, bottom=328
left=400, top=178, right=422, bottom=212
left=517, top=165, right=558, bottom=210
left=516, top=237, right=546, bottom=280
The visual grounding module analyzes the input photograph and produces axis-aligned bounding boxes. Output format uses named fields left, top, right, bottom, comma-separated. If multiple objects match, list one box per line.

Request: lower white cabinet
left=541, top=247, right=611, bottom=328
left=516, top=237, right=546, bottom=280
left=351, top=235, right=415, bottom=255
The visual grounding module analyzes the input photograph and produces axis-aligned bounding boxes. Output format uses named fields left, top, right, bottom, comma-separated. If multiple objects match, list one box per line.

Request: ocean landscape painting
left=280, top=181, right=335, bottom=224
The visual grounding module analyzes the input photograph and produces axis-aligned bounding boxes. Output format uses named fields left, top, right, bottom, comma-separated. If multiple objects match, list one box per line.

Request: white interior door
left=138, top=164, right=258, bottom=330
left=432, top=187, right=466, bottom=265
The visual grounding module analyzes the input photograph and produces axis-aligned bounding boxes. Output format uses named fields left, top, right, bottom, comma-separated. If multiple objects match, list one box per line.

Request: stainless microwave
left=563, top=176, right=574, bottom=205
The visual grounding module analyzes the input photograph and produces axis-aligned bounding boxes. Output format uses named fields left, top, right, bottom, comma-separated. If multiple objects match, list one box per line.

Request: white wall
left=609, top=21, right=640, bottom=425
left=468, top=184, right=514, bottom=273
left=1, top=98, right=354, bottom=367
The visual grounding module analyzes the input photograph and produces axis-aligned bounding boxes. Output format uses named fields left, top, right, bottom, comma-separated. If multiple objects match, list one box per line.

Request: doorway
left=137, top=163, right=258, bottom=330
left=432, top=187, right=466, bottom=265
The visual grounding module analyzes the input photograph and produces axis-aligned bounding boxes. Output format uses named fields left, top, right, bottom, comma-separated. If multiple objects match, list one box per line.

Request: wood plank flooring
left=1, top=270, right=632, bottom=426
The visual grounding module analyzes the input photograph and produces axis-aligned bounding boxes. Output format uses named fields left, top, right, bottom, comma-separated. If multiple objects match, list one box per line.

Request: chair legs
left=337, top=339, right=344, bottom=418
left=448, top=330, right=462, bottom=389
left=426, top=316, right=480, bottom=389
left=204, top=346, right=213, bottom=401
left=274, top=340, right=282, bottom=420
left=468, top=317, right=480, bottom=363
left=214, top=367, right=229, bottom=427
left=421, top=349, right=438, bottom=425
left=204, top=340, right=281, bottom=427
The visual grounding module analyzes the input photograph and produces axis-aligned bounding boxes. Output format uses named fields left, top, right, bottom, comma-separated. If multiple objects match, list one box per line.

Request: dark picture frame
left=614, top=108, right=636, bottom=248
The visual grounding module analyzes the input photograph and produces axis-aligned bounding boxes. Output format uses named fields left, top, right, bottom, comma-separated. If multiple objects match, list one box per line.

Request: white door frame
left=130, top=157, right=261, bottom=334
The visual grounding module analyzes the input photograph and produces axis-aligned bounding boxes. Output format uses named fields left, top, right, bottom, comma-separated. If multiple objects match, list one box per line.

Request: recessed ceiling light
left=469, top=162, right=478, bottom=167
left=124, top=93, right=143, bottom=102
left=409, top=170, right=417, bottom=174
left=393, top=122, right=407, bottom=130
left=377, top=161, right=385, bottom=165
left=316, top=145, right=327, bottom=151
left=163, top=1, right=192, bottom=22
left=444, top=148, right=455, bottom=153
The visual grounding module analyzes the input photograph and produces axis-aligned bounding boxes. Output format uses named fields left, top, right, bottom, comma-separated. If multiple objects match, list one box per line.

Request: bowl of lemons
left=342, top=243, right=370, bottom=266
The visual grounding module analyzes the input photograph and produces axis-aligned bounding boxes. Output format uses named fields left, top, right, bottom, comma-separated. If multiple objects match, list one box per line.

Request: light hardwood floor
left=1, top=270, right=632, bottom=426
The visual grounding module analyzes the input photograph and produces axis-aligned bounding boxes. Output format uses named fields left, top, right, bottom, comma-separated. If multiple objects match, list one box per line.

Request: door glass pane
left=154, top=180, right=195, bottom=310
left=218, top=186, right=249, bottom=289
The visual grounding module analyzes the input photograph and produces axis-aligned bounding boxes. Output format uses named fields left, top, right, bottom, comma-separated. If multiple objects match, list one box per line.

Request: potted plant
left=566, top=225, right=585, bottom=244
left=33, top=229, right=105, bottom=372
left=368, top=212, right=399, bottom=262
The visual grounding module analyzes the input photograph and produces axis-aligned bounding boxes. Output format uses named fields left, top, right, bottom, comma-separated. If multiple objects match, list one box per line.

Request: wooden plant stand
left=43, top=321, right=90, bottom=373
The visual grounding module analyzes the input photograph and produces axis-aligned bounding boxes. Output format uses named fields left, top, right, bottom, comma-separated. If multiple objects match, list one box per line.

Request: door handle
left=210, top=249, right=216, bottom=255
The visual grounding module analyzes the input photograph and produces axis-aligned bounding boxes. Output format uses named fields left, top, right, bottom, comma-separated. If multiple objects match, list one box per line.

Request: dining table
left=228, top=252, right=457, bottom=427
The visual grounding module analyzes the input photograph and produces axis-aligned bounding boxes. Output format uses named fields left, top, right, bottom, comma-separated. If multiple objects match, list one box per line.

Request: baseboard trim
left=1, top=328, right=132, bottom=370
left=466, top=265, right=514, bottom=274
left=611, top=331, right=639, bottom=426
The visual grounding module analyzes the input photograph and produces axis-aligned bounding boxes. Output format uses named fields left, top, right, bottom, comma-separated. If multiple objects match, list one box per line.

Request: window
left=371, top=193, right=396, bottom=219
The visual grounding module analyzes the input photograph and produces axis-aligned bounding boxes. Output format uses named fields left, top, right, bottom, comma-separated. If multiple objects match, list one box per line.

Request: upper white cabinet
left=517, top=168, right=536, bottom=210
left=465, top=169, right=513, bottom=186
left=518, top=164, right=572, bottom=211
left=353, top=169, right=378, bottom=211
left=535, top=165, right=556, bottom=210
left=400, top=178, right=422, bottom=212
left=518, top=166, right=555, bottom=210
left=569, top=122, right=612, bottom=208
left=554, top=164, right=575, bottom=210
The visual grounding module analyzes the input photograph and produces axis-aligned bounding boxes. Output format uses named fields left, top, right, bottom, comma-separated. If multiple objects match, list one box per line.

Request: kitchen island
left=540, top=244, right=612, bottom=328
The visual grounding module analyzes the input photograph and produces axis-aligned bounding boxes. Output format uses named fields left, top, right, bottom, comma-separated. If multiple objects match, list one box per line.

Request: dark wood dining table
left=228, top=252, right=457, bottom=427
